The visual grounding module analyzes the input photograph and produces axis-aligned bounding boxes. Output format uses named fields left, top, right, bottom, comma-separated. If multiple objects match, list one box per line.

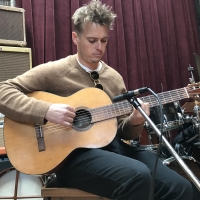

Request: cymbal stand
left=130, top=97, right=200, bottom=191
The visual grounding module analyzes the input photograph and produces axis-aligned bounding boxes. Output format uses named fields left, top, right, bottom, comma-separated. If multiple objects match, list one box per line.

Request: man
left=0, top=0, right=194, bottom=199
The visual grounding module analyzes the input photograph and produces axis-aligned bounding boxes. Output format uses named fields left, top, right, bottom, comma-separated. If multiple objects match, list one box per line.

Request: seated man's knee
left=127, top=163, right=153, bottom=187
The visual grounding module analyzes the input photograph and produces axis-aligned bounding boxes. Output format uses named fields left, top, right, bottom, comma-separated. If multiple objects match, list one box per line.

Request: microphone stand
left=130, top=97, right=200, bottom=191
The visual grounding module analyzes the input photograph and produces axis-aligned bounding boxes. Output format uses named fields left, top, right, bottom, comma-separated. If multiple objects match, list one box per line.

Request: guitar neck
left=90, top=87, right=189, bottom=123
left=140, top=87, right=189, bottom=107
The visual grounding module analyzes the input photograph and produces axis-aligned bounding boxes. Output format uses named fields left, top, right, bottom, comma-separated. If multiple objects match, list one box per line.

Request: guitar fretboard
left=90, top=87, right=189, bottom=123
left=140, top=87, right=188, bottom=107
left=91, top=100, right=132, bottom=123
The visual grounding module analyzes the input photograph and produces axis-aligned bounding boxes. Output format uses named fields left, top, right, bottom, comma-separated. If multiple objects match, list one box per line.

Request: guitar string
left=42, top=124, right=70, bottom=133
left=74, top=101, right=132, bottom=123
left=41, top=87, right=195, bottom=132
left=49, top=90, right=187, bottom=130
left=45, top=88, right=188, bottom=130
left=41, top=101, right=132, bottom=133
left=73, top=88, right=188, bottom=124
left=44, top=103, right=130, bottom=130
left=41, top=101, right=133, bottom=133
left=43, top=105, right=173, bottom=134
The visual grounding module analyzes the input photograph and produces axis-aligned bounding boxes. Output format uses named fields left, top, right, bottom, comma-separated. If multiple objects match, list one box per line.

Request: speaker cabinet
left=0, top=5, right=26, bottom=46
left=0, top=46, right=32, bottom=82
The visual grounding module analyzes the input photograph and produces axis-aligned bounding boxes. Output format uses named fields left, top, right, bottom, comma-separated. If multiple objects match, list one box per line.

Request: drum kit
left=137, top=100, right=200, bottom=179
left=132, top=66, right=200, bottom=184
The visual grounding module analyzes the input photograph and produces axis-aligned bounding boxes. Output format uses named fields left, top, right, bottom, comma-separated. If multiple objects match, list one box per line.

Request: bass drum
left=0, top=167, right=44, bottom=200
left=162, top=156, right=200, bottom=181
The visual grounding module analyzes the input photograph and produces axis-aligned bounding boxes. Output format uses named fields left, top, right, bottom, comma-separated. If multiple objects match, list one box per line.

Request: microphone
left=112, top=87, right=148, bottom=102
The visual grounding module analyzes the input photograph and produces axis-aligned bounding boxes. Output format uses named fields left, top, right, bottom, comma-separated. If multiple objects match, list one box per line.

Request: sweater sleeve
left=0, top=61, right=60, bottom=125
left=117, top=115, right=144, bottom=140
left=103, top=66, right=144, bottom=140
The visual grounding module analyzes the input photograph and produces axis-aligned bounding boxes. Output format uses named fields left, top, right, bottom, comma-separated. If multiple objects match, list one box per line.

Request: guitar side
left=4, top=88, right=117, bottom=175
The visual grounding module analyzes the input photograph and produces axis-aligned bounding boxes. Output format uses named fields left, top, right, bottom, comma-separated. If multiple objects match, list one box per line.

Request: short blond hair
left=72, top=0, right=117, bottom=34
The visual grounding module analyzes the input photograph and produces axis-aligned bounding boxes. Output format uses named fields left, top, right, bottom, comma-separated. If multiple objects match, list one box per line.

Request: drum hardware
left=131, top=96, right=200, bottom=191
left=128, top=139, right=140, bottom=147
left=162, top=155, right=198, bottom=165
left=183, top=114, right=193, bottom=123
left=146, top=66, right=200, bottom=189
left=188, top=65, right=200, bottom=140
left=186, top=134, right=199, bottom=144
left=137, top=124, right=160, bottom=151
left=191, top=103, right=200, bottom=147
left=192, top=144, right=200, bottom=163
left=162, top=155, right=200, bottom=190
left=141, top=100, right=192, bottom=154
left=140, top=143, right=159, bottom=153
left=193, top=105, right=200, bottom=115
left=188, top=64, right=196, bottom=84
left=121, top=77, right=200, bottom=189
left=146, top=101, right=184, bottom=134
left=161, top=155, right=200, bottom=183
left=174, top=143, right=193, bottom=157
left=43, top=173, right=56, bottom=186
left=172, top=123, right=199, bottom=155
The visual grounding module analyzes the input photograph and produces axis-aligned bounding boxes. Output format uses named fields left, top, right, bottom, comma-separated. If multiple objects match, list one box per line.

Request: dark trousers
left=56, top=137, right=197, bottom=200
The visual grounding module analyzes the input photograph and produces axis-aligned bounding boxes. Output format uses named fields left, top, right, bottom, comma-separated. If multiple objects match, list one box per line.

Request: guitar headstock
left=187, top=82, right=200, bottom=101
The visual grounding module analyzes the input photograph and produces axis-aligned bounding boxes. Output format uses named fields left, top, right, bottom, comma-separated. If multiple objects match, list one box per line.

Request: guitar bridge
left=35, top=124, right=46, bottom=152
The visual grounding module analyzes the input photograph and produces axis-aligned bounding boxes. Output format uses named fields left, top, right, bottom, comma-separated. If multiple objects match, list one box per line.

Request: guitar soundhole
left=73, top=109, right=92, bottom=131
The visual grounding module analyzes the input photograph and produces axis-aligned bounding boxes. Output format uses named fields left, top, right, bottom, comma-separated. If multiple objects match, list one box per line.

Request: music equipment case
left=0, top=46, right=32, bottom=82
left=0, top=5, right=26, bottom=46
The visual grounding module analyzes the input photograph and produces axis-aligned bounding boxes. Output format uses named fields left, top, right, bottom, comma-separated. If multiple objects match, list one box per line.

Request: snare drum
left=0, top=167, right=44, bottom=199
left=147, top=102, right=184, bottom=132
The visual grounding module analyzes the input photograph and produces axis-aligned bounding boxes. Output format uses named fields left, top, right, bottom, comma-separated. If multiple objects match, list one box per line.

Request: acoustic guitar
left=3, top=84, right=200, bottom=175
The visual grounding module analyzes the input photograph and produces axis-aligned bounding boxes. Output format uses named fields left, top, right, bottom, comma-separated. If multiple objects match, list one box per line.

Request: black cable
left=147, top=88, right=164, bottom=200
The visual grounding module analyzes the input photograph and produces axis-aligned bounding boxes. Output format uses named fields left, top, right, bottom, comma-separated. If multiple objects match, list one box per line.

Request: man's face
left=72, top=22, right=109, bottom=70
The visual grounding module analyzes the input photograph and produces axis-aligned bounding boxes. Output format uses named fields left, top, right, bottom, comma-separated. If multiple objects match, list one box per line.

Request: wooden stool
left=41, top=176, right=111, bottom=200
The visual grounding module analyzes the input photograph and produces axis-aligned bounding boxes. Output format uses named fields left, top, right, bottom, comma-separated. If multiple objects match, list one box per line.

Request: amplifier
left=0, top=46, right=32, bottom=82
left=0, top=5, right=26, bottom=46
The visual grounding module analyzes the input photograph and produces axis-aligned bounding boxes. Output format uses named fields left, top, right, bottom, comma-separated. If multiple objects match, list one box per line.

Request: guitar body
left=5, top=83, right=198, bottom=175
left=4, top=88, right=117, bottom=175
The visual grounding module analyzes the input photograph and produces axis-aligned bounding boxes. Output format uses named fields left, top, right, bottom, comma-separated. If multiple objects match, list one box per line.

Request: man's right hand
left=45, top=104, right=76, bottom=127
